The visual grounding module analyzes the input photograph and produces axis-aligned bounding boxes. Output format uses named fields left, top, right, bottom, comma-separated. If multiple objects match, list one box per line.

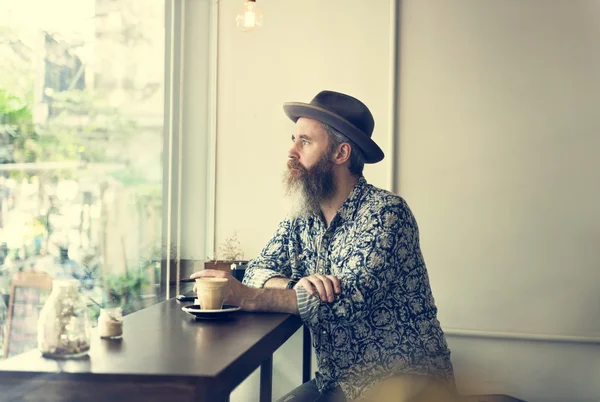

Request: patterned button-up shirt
left=243, top=177, right=454, bottom=400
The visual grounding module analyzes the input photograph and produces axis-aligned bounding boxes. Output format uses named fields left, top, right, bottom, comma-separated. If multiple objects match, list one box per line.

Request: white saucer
left=181, top=304, right=241, bottom=320
left=183, top=305, right=241, bottom=314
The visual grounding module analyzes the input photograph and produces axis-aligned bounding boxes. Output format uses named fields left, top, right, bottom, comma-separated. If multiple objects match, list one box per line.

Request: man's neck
left=320, top=175, right=359, bottom=227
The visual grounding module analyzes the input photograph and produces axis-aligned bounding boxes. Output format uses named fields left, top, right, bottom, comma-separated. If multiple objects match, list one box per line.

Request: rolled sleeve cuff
left=243, top=268, right=286, bottom=288
left=294, top=285, right=320, bottom=324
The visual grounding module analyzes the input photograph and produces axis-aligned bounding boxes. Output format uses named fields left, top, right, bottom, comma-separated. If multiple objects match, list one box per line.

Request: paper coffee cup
left=195, top=278, right=228, bottom=310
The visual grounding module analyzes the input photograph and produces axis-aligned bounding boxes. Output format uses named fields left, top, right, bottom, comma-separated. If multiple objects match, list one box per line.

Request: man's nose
left=288, top=142, right=299, bottom=159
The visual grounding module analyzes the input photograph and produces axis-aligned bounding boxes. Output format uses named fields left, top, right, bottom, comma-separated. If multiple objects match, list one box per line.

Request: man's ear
left=334, top=143, right=352, bottom=165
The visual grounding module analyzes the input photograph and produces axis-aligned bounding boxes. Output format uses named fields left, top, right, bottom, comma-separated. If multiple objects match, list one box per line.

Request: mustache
left=287, top=159, right=305, bottom=171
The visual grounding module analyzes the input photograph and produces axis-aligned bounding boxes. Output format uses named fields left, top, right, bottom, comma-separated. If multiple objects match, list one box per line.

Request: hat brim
left=283, top=102, right=384, bottom=164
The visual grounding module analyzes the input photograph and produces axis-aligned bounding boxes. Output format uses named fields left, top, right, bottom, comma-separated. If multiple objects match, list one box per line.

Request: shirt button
left=322, top=330, right=327, bottom=335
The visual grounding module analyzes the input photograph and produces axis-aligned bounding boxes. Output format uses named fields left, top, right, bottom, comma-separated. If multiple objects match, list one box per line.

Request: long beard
left=283, top=152, right=336, bottom=219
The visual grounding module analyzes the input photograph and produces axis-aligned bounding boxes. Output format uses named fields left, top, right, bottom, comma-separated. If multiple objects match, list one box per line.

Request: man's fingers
left=298, top=278, right=315, bottom=296
left=297, top=275, right=342, bottom=302
left=307, top=277, right=328, bottom=302
left=327, top=275, right=341, bottom=294
left=314, top=274, right=335, bottom=302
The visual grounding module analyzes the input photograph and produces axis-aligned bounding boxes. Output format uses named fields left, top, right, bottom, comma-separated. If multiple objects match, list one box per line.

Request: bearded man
left=191, top=90, right=454, bottom=402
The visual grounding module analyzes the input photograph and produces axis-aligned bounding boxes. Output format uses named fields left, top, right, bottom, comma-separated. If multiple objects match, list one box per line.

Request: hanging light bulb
left=236, top=0, right=263, bottom=32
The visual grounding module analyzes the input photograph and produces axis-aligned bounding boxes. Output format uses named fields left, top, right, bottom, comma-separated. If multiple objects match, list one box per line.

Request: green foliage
left=88, top=304, right=101, bottom=324
left=104, top=269, right=149, bottom=316
left=0, top=87, right=140, bottom=182
left=0, top=90, right=32, bottom=126
left=0, top=90, right=34, bottom=170
left=1, top=86, right=158, bottom=318
left=43, top=90, right=138, bottom=161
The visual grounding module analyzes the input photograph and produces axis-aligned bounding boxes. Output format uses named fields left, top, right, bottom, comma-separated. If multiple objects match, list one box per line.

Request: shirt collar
left=331, top=176, right=368, bottom=226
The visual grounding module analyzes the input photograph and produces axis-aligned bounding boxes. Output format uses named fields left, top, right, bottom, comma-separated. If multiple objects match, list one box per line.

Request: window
left=0, top=0, right=216, bottom=359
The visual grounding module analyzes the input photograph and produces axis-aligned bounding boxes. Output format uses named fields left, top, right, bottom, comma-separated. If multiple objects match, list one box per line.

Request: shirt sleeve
left=242, top=219, right=294, bottom=288
left=299, top=200, right=421, bottom=326
left=295, top=285, right=320, bottom=322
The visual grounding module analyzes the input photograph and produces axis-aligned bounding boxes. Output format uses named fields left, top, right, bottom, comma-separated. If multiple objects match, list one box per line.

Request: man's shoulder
left=353, top=183, right=419, bottom=233
left=361, top=183, right=411, bottom=216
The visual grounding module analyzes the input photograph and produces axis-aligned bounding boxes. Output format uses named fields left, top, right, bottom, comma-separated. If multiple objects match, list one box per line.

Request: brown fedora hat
left=282, top=90, right=384, bottom=163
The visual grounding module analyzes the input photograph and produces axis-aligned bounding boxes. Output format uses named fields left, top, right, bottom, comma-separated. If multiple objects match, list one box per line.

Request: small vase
left=37, top=279, right=91, bottom=359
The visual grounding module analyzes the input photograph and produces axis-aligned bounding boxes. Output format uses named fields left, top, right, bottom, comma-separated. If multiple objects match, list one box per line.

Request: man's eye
left=302, top=140, right=309, bottom=145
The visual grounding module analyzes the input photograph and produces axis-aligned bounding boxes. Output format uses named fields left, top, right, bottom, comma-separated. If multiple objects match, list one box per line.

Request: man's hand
left=190, top=269, right=299, bottom=314
left=296, top=274, right=341, bottom=303
left=190, top=269, right=251, bottom=307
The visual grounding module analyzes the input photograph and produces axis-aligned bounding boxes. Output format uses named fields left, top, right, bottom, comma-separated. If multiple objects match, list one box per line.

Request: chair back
left=3, top=271, right=53, bottom=359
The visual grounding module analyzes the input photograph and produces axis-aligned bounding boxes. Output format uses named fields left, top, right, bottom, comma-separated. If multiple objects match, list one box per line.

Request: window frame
left=159, top=0, right=218, bottom=299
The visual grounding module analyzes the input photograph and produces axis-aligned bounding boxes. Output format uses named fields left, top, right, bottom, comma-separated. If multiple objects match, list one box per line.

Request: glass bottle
left=37, top=279, right=91, bottom=358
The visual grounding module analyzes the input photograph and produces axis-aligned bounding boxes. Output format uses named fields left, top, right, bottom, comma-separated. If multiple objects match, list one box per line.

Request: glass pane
left=0, top=0, right=165, bottom=359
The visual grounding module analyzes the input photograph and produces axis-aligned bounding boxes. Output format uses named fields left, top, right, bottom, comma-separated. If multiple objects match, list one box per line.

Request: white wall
left=398, top=1, right=600, bottom=401
left=210, top=0, right=600, bottom=401
left=215, top=0, right=393, bottom=257
left=214, top=1, right=393, bottom=401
